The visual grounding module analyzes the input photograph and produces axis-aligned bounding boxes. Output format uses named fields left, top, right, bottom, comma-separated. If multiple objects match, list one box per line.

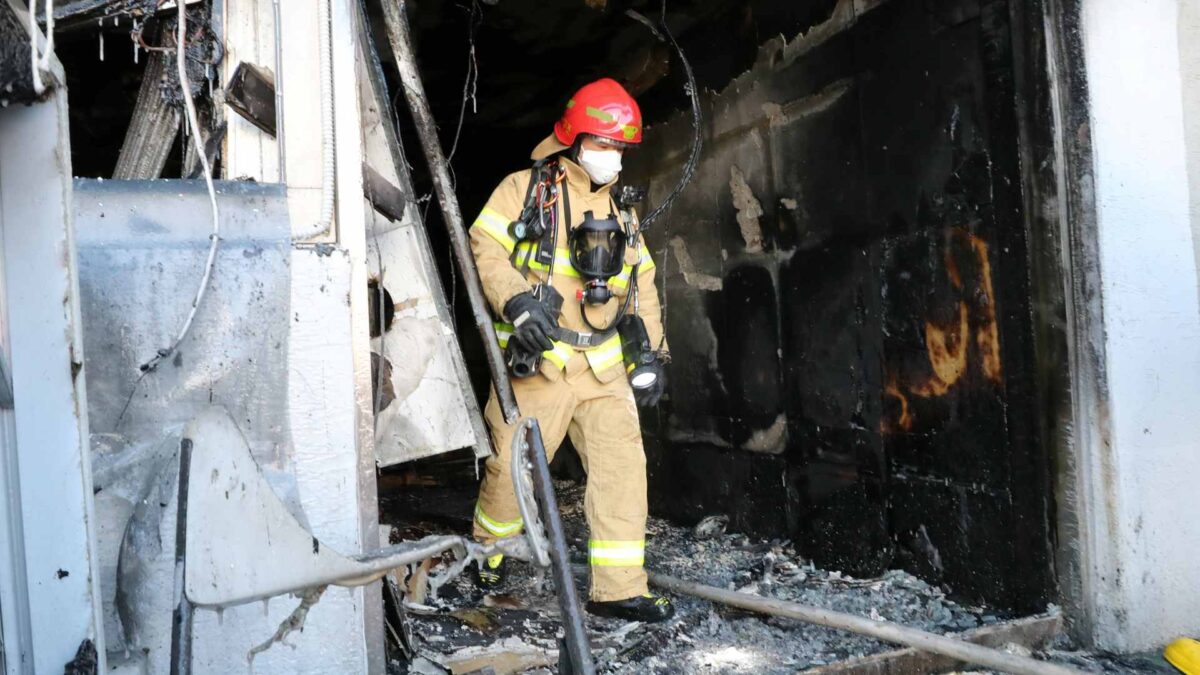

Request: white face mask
left=578, top=148, right=623, bottom=184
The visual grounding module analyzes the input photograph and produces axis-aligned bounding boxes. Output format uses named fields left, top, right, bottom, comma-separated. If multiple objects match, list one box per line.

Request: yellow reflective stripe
left=514, top=245, right=580, bottom=279
left=586, top=106, right=616, bottom=123
left=584, top=334, right=624, bottom=372
left=543, top=341, right=574, bottom=369
left=610, top=250, right=655, bottom=290
left=589, top=539, right=645, bottom=567
left=473, top=207, right=515, bottom=252
left=493, top=322, right=513, bottom=348
left=475, top=504, right=523, bottom=536
left=610, top=264, right=634, bottom=290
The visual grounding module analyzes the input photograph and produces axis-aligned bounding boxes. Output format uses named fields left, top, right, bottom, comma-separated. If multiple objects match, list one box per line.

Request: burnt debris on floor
left=383, top=480, right=1097, bottom=675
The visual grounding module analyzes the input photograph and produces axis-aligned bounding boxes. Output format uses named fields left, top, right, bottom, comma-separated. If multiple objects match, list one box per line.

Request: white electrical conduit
left=139, top=0, right=220, bottom=373
left=28, top=0, right=54, bottom=95
left=314, top=0, right=336, bottom=235
left=271, top=0, right=286, bottom=183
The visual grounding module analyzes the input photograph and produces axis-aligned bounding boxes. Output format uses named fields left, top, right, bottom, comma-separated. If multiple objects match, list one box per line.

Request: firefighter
left=467, top=78, right=673, bottom=623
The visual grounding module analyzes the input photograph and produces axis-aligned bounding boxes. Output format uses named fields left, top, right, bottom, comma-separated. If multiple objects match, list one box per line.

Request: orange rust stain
left=882, top=376, right=913, bottom=433
left=880, top=228, right=1005, bottom=433
left=966, top=234, right=1003, bottom=384
left=912, top=302, right=970, bottom=397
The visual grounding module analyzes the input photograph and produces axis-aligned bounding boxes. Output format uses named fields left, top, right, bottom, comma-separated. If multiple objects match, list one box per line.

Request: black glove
left=504, top=291, right=557, bottom=353
left=633, top=360, right=666, bottom=407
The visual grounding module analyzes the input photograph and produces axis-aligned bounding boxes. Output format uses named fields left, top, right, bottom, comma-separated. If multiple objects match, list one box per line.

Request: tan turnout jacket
left=468, top=144, right=666, bottom=383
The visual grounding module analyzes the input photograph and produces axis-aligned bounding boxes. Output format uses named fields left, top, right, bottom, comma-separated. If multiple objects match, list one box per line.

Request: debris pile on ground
left=387, top=481, right=1061, bottom=674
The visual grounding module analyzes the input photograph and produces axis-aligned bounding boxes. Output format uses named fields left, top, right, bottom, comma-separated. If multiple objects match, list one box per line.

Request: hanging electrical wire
left=624, top=1, right=704, bottom=235
left=625, top=1, right=705, bottom=351
left=28, top=0, right=54, bottom=95
left=138, top=0, right=221, bottom=373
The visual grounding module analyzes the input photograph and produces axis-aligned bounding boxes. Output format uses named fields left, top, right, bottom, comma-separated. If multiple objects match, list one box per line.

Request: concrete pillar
left=1076, top=0, right=1200, bottom=651
left=0, top=11, right=106, bottom=667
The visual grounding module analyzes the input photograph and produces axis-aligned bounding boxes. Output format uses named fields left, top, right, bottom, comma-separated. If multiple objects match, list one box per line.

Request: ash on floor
left=386, top=481, right=1111, bottom=675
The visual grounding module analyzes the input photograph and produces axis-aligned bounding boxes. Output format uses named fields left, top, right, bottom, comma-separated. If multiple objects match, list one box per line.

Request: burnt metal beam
left=650, top=574, right=1080, bottom=675
left=799, top=613, right=1063, bottom=675
left=113, top=47, right=179, bottom=179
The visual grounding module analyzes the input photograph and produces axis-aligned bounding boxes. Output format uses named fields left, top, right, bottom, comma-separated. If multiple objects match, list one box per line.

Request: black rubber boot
left=474, top=554, right=507, bottom=589
left=586, top=593, right=675, bottom=623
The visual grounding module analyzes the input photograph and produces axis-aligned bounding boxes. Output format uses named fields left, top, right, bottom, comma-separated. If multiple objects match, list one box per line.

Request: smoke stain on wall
left=629, top=0, right=1053, bottom=611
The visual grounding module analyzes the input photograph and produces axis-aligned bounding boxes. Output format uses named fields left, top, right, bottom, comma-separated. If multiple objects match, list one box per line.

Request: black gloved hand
left=504, top=291, right=557, bottom=353
left=633, top=360, right=667, bottom=407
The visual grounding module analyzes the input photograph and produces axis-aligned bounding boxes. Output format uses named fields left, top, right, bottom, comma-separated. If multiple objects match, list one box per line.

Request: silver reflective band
left=630, top=370, right=657, bottom=390
left=513, top=310, right=531, bottom=327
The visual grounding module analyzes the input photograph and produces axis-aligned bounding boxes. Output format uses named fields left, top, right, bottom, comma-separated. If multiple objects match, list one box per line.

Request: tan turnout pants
left=473, top=352, right=649, bottom=602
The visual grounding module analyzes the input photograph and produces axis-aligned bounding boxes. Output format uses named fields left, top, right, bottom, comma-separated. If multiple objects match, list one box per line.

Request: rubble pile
left=388, top=482, right=1034, bottom=674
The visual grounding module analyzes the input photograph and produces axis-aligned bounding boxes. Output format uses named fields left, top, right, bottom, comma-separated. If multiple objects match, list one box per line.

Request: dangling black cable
left=624, top=2, right=704, bottom=235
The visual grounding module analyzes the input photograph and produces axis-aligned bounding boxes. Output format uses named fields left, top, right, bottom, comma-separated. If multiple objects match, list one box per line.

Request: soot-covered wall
left=628, top=0, right=1054, bottom=612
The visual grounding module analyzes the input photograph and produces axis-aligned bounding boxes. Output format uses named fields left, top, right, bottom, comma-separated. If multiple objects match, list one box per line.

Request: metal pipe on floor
left=648, top=573, right=1083, bottom=675
left=379, top=0, right=519, bottom=423
left=169, top=439, right=195, bottom=675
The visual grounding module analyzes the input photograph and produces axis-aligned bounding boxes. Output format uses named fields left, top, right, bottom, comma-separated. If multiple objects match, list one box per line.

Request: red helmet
left=554, top=78, right=643, bottom=147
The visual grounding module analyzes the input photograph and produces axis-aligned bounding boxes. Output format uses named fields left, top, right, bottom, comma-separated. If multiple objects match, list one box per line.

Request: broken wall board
left=356, top=4, right=489, bottom=463
left=73, top=179, right=371, bottom=672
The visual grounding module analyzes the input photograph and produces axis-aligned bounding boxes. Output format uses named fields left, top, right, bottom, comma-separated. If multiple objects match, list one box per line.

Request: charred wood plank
left=223, top=62, right=276, bottom=136
left=182, top=120, right=225, bottom=179
left=112, top=47, right=179, bottom=179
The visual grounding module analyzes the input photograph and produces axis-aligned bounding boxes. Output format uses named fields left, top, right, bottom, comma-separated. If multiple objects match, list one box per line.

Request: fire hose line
left=648, top=573, right=1084, bottom=675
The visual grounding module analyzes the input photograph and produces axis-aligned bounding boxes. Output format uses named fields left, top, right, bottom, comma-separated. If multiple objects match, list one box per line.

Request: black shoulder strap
left=551, top=173, right=571, bottom=265
left=510, top=161, right=548, bottom=272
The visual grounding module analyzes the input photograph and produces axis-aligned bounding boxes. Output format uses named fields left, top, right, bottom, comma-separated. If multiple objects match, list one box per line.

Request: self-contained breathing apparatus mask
left=570, top=210, right=627, bottom=306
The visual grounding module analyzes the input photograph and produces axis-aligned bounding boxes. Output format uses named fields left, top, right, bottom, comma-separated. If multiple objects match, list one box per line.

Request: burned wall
left=628, top=0, right=1054, bottom=611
